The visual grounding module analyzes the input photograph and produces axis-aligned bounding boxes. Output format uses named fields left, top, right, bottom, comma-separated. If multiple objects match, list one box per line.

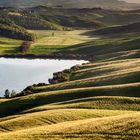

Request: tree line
left=4, top=89, right=17, bottom=98
left=0, top=23, right=35, bottom=41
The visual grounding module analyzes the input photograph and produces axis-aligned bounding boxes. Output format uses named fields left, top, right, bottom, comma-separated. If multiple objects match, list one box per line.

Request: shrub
left=19, top=41, right=31, bottom=53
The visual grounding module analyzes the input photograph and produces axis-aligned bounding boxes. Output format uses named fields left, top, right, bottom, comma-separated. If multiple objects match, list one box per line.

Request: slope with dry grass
left=0, top=112, right=139, bottom=140
left=0, top=19, right=140, bottom=140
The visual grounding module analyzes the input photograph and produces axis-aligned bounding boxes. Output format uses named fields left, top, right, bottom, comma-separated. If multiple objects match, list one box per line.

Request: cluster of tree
left=0, top=7, right=103, bottom=31
left=9, top=15, right=59, bottom=30
left=49, top=65, right=80, bottom=84
left=19, top=41, right=31, bottom=53
left=4, top=89, right=17, bottom=98
left=13, top=83, right=48, bottom=97
left=40, top=15, right=102, bottom=29
left=0, top=17, right=13, bottom=26
left=4, top=65, right=81, bottom=98
left=0, top=23, right=35, bottom=41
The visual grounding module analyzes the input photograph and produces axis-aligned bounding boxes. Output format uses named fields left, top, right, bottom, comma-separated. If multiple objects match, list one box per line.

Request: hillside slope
left=0, top=18, right=34, bottom=40
left=0, top=6, right=140, bottom=140
left=0, top=0, right=139, bottom=9
left=0, top=112, right=139, bottom=140
left=1, top=7, right=140, bottom=31
left=0, top=28, right=140, bottom=139
left=92, top=22, right=140, bottom=36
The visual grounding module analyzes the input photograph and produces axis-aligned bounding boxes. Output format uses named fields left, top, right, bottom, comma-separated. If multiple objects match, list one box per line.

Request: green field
left=29, top=30, right=98, bottom=55
left=0, top=30, right=98, bottom=56
left=1, top=28, right=139, bottom=60
left=0, top=37, right=22, bottom=55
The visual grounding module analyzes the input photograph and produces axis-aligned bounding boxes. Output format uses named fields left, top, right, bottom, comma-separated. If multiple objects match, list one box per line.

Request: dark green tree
left=4, top=89, right=10, bottom=98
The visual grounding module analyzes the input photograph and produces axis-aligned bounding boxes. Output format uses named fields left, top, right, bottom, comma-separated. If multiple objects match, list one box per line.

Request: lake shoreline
left=0, top=54, right=93, bottom=61
left=0, top=57, right=87, bottom=97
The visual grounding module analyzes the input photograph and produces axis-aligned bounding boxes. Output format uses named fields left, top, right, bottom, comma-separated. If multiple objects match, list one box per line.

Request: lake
left=0, top=58, right=87, bottom=97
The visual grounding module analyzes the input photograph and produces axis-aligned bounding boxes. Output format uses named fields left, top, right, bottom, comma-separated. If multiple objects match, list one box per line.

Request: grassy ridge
left=22, top=96, right=140, bottom=114
left=0, top=83, right=140, bottom=117
left=0, top=8, right=140, bottom=139
left=0, top=0, right=138, bottom=9
left=0, top=30, right=140, bottom=139
left=0, top=112, right=139, bottom=140
left=91, top=22, right=140, bottom=36
left=60, top=34, right=140, bottom=56
left=0, top=109, right=136, bottom=133
left=27, top=58, right=140, bottom=94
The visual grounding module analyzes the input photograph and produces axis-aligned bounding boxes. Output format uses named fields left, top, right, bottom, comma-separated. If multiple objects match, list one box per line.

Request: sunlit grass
left=0, top=26, right=140, bottom=140
left=0, top=82, right=140, bottom=118
left=0, top=109, right=137, bottom=134
left=0, top=37, right=22, bottom=55
left=29, top=30, right=97, bottom=55
left=0, top=112, right=139, bottom=140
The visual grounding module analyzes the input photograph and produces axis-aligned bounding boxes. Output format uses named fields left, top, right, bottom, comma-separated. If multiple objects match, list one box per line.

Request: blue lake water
left=0, top=58, right=87, bottom=97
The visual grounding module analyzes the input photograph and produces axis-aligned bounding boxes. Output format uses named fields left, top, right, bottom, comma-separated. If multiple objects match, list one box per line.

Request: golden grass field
left=0, top=57, right=140, bottom=139
left=0, top=29, right=140, bottom=139
left=0, top=110, right=139, bottom=140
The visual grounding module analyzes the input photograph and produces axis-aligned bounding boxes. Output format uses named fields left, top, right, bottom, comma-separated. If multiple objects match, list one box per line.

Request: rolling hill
left=0, top=6, right=140, bottom=37
left=0, top=17, right=34, bottom=41
left=0, top=23, right=140, bottom=139
left=0, top=0, right=139, bottom=9
left=0, top=5, right=140, bottom=140
left=90, top=22, right=140, bottom=36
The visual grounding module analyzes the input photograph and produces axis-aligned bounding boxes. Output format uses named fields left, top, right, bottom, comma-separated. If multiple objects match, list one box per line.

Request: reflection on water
left=0, top=58, right=87, bottom=97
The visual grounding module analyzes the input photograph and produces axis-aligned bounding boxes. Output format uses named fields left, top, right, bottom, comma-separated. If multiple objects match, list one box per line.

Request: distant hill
left=91, top=22, right=140, bottom=36
left=0, top=18, right=34, bottom=40
left=0, top=0, right=139, bottom=10
left=0, top=6, right=140, bottom=40
left=1, top=6, right=140, bottom=31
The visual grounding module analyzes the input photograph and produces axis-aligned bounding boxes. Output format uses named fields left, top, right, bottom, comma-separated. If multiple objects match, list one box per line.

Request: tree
left=11, top=90, right=17, bottom=97
left=20, top=41, right=31, bottom=53
left=4, top=89, right=10, bottom=98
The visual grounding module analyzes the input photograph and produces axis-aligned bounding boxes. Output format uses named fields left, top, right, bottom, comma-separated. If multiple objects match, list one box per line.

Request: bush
left=49, top=71, right=71, bottom=84
left=19, top=41, right=31, bottom=53
left=71, top=65, right=80, bottom=71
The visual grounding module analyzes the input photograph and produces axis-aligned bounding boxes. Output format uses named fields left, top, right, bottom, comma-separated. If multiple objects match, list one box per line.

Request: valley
left=0, top=4, right=140, bottom=140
